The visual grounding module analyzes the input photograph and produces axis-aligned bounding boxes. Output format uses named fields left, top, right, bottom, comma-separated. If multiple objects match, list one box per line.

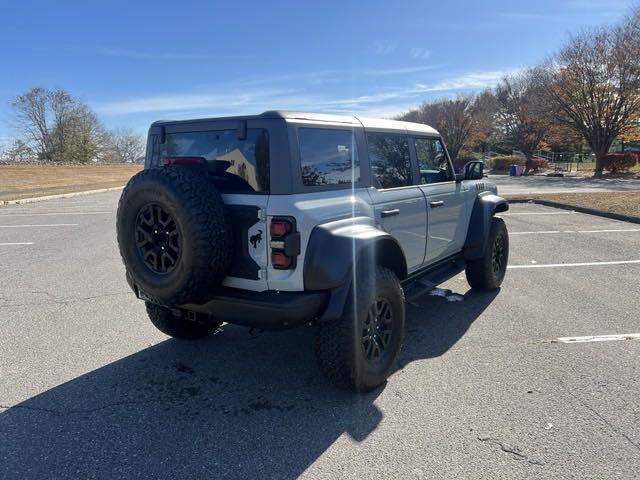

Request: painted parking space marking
left=500, top=211, right=575, bottom=216
left=0, top=211, right=112, bottom=217
left=508, top=260, right=640, bottom=269
left=0, top=223, right=79, bottom=228
left=0, top=242, right=34, bottom=246
left=511, top=228, right=640, bottom=235
left=555, top=334, right=640, bottom=344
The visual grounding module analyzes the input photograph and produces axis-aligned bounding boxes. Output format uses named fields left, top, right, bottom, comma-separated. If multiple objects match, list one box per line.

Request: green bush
left=600, top=153, right=638, bottom=173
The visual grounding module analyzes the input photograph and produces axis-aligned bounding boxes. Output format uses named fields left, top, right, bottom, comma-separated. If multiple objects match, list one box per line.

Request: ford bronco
left=116, top=111, right=509, bottom=391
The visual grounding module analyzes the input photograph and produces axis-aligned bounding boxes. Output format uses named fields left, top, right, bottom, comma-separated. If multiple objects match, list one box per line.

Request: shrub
left=490, top=156, right=524, bottom=171
left=526, top=157, right=550, bottom=172
left=600, top=153, right=638, bottom=173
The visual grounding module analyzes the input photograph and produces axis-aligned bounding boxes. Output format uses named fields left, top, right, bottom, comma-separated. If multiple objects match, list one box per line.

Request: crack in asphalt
left=477, top=436, right=545, bottom=465
left=0, top=291, right=131, bottom=308
left=559, top=381, right=640, bottom=452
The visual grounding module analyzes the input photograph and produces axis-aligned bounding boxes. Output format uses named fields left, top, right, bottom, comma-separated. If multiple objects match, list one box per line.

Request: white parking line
left=555, top=334, right=640, bottom=344
left=511, top=228, right=640, bottom=235
left=0, top=223, right=79, bottom=228
left=0, top=211, right=112, bottom=217
left=500, top=212, right=575, bottom=216
left=508, top=260, right=640, bottom=269
left=0, top=242, right=34, bottom=246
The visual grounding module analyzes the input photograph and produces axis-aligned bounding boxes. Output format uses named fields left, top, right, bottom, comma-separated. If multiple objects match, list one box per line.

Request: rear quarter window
left=160, top=129, right=270, bottom=193
left=298, top=128, right=359, bottom=187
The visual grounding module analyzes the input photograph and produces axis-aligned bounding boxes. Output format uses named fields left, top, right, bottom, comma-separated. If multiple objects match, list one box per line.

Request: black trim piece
left=227, top=205, right=261, bottom=280
left=180, top=288, right=328, bottom=330
left=463, top=193, right=509, bottom=260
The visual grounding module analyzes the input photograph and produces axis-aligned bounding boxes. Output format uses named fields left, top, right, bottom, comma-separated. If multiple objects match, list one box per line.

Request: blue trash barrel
left=509, top=164, right=517, bottom=176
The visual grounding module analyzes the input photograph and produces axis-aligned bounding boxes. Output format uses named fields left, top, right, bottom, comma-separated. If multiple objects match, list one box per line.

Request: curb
left=0, top=186, right=124, bottom=206
left=508, top=198, right=640, bottom=225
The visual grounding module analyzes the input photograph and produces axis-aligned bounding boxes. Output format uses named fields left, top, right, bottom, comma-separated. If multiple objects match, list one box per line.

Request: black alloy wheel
left=491, top=233, right=506, bottom=276
left=362, top=298, right=394, bottom=362
left=135, top=203, right=181, bottom=274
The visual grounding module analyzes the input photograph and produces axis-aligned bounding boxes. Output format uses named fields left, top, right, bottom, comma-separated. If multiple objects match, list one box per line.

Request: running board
left=403, top=255, right=466, bottom=302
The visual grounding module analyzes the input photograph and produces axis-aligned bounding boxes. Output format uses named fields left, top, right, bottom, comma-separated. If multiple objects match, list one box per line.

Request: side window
left=298, top=128, right=359, bottom=186
left=367, top=134, right=412, bottom=189
left=415, top=137, right=454, bottom=184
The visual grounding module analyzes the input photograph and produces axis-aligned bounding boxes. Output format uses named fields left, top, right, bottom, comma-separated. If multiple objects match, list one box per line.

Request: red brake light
left=270, top=219, right=292, bottom=238
left=271, top=251, right=292, bottom=269
left=161, top=156, right=205, bottom=166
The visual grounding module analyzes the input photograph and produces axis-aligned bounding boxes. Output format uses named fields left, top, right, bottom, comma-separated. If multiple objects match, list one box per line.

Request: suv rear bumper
left=179, top=288, right=329, bottom=330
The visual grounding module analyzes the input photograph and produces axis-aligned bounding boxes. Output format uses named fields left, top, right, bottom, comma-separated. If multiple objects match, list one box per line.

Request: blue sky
left=0, top=0, right=630, bottom=143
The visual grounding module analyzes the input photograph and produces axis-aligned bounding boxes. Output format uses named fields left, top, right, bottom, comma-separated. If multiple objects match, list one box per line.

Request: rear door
left=365, top=133, right=427, bottom=272
left=414, top=136, right=467, bottom=263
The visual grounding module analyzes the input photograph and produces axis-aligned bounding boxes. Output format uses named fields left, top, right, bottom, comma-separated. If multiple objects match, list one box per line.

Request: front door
left=366, top=133, right=427, bottom=271
left=414, top=137, right=467, bottom=263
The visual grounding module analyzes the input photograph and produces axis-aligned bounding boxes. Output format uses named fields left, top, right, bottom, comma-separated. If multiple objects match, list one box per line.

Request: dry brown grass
left=0, top=164, right=142, bottom=201
left=505, top=192, right=640, bottom=218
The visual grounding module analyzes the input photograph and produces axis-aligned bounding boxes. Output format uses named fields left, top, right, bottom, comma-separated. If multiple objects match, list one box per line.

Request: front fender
left=463, top=193, right=509, bottom=260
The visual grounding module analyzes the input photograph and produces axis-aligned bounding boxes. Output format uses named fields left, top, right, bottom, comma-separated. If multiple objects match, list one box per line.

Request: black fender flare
left=463, top=192, right=509, bottom=260
left=304, top=216, right=408, bottom=291
left=304, top=217, right=408, bottom=322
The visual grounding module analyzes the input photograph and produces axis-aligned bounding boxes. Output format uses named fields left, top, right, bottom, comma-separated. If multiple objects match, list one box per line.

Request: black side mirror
left=460, top=161, right=484, bottom=181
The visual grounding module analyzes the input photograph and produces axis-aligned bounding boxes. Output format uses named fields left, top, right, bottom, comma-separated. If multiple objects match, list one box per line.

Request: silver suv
left=116, top=111, right=509, bottom=391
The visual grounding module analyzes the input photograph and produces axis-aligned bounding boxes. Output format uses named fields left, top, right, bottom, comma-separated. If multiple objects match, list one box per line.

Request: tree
left=399, top=96, right=476, bottom=160
left=10, top=87, right=105, bottom=163
left=469, top=89, right=499, bottom=154
left=539, top=13, right=640, bottom=175
left=2, top=139, right=34, bottom=163
left=107, top=127, right=146, bottom=163
left=494, top=71, right=549, bottom=174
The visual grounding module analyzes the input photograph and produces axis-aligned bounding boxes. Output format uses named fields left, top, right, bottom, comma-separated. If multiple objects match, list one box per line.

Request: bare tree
left=539, top=12, right=640, bottom=175
left=494, top=71, right=549, bottom=173
left=10, top=87, right=105, bottom=163
left=399, top=95, right=476, bottom=160
left=10, top=87, right=52, bottom=160
left=107, top=127, right=146, bottom=163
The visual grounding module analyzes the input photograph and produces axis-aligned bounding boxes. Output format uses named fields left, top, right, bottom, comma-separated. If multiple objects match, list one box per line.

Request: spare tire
left=116, top=165, right=233, bottom=305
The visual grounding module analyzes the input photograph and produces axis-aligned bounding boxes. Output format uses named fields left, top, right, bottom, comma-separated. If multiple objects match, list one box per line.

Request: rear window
left=159, top=129, right=269, bottom=193
left=298, top=128, right=359, bottom=187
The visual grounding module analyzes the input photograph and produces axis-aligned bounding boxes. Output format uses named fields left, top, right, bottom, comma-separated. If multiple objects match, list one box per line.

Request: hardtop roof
left=151, top=111, right=439, bottom=136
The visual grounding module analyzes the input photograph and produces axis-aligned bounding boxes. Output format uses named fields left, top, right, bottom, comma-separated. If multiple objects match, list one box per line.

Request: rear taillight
left=269, top=217, right=300, bottom=270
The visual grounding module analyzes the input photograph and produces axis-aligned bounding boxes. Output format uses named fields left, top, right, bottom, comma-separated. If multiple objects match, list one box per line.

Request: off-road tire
left=117, top=166, right=233, bottom=306
left=146, top=302, right=222, bottom=340
left=466, top=217, right=508, bottom=291
left=316, top=266, right=405, bottom=392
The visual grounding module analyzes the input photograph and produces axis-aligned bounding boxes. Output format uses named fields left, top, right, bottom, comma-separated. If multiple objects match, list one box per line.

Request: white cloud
left=100, top=49, right=216, bottom=61
left=92, top=67, right=521, bottom=118
left=410, top=48, right=432, bottom=59
left=373, top=41, right=395, bottom=55
left=364, top=65, right=440, bottom=76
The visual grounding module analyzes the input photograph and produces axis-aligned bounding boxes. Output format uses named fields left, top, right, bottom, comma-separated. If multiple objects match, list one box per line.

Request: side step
left=403, top=255, right=466, bottom=302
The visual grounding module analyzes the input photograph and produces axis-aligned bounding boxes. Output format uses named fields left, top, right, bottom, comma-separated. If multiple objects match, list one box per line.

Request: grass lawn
left=505, top=192, right=640, bottom=218
left=0, top=164, right=142, bottom=201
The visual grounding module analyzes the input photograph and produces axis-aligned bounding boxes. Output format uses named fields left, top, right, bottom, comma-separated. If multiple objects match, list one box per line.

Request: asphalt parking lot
left=1, top=191, right=639, bottom=479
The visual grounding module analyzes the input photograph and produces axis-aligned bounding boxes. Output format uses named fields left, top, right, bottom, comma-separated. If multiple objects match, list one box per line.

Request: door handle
left=430, top=201, right=445, bottom=208
left=381, top=208, right=400, bottom=218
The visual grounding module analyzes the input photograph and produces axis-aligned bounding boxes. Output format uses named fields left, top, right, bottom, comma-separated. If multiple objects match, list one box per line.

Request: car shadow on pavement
left=0, top=288, right=497, bottom=479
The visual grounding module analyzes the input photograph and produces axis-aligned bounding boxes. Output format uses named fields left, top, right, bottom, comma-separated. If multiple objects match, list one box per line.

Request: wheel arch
left=463, top=192, right=509, bottom=260
left=303, top=217, right=408, bottom=291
